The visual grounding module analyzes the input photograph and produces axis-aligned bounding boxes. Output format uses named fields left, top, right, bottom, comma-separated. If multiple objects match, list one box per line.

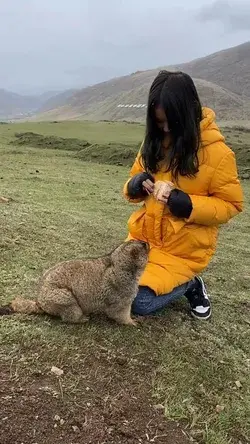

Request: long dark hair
left=141, top=71, right=202, bottom=180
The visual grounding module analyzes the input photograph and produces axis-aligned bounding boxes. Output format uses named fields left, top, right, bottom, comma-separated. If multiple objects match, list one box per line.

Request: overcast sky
left=0, top=0, right=249, bottom=94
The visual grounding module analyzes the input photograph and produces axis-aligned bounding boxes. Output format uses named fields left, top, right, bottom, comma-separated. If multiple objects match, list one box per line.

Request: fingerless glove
left=168, top=189, right=193, bottom=218
left=127, top=172, right=155, bottom=198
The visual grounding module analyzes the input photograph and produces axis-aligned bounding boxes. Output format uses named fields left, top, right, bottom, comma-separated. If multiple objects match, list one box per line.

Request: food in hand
left=153, top=181, right=174, bottom=201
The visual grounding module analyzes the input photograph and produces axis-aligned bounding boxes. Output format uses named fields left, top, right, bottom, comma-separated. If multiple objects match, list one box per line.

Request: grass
left=0, top=119, right=144, bottom=144
left=0, top=120, right=249, bottom=444
left=11, top=131, right=141, bottom=166
left=4, top=119, right=250, bottom=174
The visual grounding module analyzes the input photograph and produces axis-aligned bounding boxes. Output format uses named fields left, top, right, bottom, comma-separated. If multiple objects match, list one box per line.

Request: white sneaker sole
left=191, top=309, right=212, bottom=321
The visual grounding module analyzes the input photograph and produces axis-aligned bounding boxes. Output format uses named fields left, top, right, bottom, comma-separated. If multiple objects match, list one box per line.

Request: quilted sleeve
left=186, top=150, right=243, bottom=226
left=123, top=142, right=147, bottom=203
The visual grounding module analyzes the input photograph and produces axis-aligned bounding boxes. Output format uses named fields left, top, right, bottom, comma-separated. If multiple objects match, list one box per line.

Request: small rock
left=60, top=419, right=65, bottom=425
left=241, top=173, right=250, bottom=180
left=72, top=425, right=80, bottom=433
left=153, top=404, right=165, bottom=410
left=54, top=414, right=60, bottom=421
left=235, top=380, right=242, bottom=389
left=243, top=275, right=250, bottom=280
left=215, top=405, right=225, bottom=413
left=116, top=356, right=127, bottom=365
left=0, top=196, right=10, bottom=203
left=51, top=366, right=64, bottom=377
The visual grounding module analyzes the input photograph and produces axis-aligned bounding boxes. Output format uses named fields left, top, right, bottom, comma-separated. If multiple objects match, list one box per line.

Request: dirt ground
left=0, top=342, right=191, bottom=444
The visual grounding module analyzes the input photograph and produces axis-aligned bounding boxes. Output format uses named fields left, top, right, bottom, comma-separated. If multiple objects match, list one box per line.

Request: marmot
left=0, top=240, right=149, bottom=326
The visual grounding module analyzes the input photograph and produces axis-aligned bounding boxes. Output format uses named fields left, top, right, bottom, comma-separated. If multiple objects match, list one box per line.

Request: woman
left=123, top=71, right=243, bottom=320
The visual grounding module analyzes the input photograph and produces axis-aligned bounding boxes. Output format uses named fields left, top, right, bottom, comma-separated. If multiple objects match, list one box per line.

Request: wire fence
left=117, top=104, right=147, bottom=108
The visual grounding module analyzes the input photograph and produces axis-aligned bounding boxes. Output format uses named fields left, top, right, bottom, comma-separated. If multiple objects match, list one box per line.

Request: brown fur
left=1, top=240, right=149, bottom=326
left=11, top=299, right=43, bottom=314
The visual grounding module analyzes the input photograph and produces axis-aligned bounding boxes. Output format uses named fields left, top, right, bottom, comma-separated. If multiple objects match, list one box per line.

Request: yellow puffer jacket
left=123, top=107, right=243, bottom=295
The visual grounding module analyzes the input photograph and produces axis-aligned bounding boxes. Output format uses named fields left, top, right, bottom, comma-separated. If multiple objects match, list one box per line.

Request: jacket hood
left=200, top=107, right=225, bottom=147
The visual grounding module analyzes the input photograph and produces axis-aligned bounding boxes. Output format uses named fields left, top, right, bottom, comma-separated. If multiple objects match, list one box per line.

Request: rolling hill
left=35, top=41, right=250, bottom=123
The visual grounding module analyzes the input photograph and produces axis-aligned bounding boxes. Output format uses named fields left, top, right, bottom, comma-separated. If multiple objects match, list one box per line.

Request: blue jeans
left=132, top=281, right=193, bottom=316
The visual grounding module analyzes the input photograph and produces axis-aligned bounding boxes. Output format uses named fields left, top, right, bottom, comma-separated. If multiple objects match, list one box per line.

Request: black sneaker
left=185, top=277, right=211, bottom=320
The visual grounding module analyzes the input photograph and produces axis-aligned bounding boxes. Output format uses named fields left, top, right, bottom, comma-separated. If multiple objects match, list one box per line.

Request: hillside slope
left=35, top=41, right=250, bottom=122
left=38, top=89, right=79, bottom=113
left=179, top=41, right=250, bottom=98
left=36, top=76, right=250, bottom=122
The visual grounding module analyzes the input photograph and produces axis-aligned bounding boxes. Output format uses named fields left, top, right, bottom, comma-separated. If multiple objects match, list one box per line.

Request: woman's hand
left=142, top=178, right=155, bottom=195
left=127, top=172, right=155, bottom=199
left=157, top=192, right=172, bottom=204
left=153, top=181, right=174, bottom=203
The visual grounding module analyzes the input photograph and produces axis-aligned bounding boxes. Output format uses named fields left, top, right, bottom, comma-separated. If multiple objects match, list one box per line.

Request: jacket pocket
left=185, top=225, right=214, bottom=258
left=163, top=224, right=213, bottom=262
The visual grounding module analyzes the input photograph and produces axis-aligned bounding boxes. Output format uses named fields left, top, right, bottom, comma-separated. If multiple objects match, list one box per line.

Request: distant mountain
left=0, top=89, right=39, bottom=119
left=34, top=41, right=250, bottom=123
left=38, top=91, right=62, bottom=102
left=178, top=41, right=250, bottom=98
left=0, top=89, right=66, bottom=120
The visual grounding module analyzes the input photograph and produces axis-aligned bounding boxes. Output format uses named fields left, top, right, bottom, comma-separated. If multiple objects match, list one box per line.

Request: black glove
left=127, top=172, right=155, bottom=199
left=167, top=189, right=193, bottom=218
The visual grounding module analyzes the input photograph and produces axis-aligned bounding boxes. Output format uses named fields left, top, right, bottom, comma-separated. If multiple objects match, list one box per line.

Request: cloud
left=197, top=0, right=250, bottom=31
left=0, top=0, right=249, bottom=93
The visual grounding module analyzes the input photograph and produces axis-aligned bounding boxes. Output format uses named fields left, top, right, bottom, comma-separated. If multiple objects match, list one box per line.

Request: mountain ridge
left=2, top=41, right=250, bottom=122
left=34, top=41, right=250, bottom=122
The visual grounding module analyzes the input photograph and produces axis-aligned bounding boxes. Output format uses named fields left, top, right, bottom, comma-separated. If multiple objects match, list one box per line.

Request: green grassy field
left=0, top=120, right=144, bottom=144
left=0, top=121, right=249, bottom=444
